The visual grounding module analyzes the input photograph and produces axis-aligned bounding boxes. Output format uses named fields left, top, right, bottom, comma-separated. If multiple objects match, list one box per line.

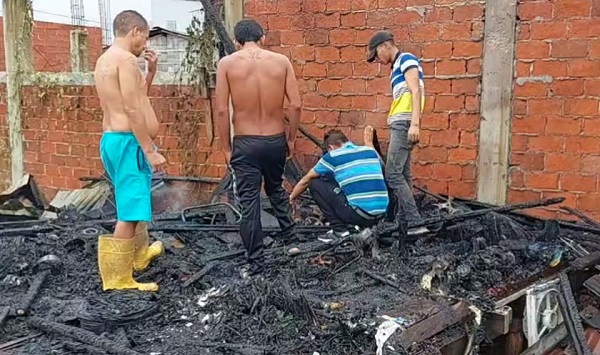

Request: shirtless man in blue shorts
left=93, top=10, right=166, bottom=292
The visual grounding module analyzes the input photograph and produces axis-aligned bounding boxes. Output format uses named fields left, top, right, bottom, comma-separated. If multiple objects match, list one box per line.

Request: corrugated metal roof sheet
left=50, top=180, right=112, bottom=213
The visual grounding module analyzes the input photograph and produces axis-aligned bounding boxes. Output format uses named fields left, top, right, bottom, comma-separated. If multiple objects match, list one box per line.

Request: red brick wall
left=245, top=0, right=484, bottom=199
left=511, top=0, right=600, bottom=219
left=17, top=85, right=223, bottom=198
left=3, top=1, right=600, bottom=218
left=0, top=19, right=103, bottom=72
left=0, top=19, right=103, bottom=193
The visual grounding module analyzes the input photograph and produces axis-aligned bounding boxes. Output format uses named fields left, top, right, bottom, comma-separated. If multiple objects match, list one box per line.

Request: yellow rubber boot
left=97, top=235, right=159, bottom=292
left=133, top=223, right=164, bottom=272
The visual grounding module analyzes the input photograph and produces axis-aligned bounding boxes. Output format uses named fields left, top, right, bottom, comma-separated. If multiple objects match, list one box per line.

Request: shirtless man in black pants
left=215, top=19, right=302, bottom=278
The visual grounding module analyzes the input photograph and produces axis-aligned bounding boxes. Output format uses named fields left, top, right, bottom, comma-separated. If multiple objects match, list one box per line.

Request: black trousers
left=230, top=133, right=295, bottom=268
left=308, top=176, right=382, bottom=232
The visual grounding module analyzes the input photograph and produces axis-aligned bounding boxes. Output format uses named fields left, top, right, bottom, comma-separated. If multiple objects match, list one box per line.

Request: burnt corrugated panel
left=585, top=328, right=600, bottom=354
left=50, top=181, right=112, bottom=213
left=547, top=328, right=600, bottom=354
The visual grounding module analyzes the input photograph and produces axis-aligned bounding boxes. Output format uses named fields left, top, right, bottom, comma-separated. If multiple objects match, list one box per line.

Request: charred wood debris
left=0, top=105, right=597, bottom=355
left=0, top=155, right=600, bottom=355
left=1, top=110, right=600, bottom=354
left=0, top=7, right=594, bottom=354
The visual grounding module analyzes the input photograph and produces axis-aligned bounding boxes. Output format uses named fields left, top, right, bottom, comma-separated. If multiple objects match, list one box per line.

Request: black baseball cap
left=367, top=31, right=394, bottom=62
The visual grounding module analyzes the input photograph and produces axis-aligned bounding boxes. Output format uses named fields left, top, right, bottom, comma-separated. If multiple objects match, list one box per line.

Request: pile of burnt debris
left=2, top=173, right=600, bottom=354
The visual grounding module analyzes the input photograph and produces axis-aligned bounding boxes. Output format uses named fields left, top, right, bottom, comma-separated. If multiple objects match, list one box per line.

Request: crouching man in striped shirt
left=289, top=129, right=389, bottom=241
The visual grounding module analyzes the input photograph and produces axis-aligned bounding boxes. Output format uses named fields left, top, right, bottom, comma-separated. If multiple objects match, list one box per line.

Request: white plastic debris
left=469, top=305, right=483, bottom=325
left=420, top=273, right=433, bottom=291
left=380, top=315, right=412, bottom=328
left=375, top=320, right=403, bottom=355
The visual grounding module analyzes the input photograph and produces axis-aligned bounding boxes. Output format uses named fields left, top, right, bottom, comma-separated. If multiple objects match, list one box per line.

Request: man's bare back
left=218, top=47, right=298, bottom=136
left=213, top=19, right=301, bottom=279
left=94, top=47, right=159, bottom=139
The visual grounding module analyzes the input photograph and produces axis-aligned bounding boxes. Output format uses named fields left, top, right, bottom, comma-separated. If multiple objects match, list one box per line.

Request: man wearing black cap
left=367, top=31, right=428, bottom=236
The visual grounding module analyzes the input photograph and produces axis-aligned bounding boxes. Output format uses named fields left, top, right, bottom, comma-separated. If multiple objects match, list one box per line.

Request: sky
left=0, top=0, right=202, bottom=41
left=20, top=0, right=152, bottom=28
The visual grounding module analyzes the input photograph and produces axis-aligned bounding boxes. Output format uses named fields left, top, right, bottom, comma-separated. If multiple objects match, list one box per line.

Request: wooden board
left=395, top=301, right=473, bottom=348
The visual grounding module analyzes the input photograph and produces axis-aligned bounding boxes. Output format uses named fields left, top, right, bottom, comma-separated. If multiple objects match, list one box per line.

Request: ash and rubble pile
left=0, top=176, right=595, bottom=354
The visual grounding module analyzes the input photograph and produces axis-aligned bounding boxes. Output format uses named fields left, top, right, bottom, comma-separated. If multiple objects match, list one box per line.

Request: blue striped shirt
left=388, top=52, right=425, bottom=125
left=313, top=142, right=389, bottom=215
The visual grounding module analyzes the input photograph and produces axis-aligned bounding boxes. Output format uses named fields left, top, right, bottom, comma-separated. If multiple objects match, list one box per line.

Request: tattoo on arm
left=100, top=68, right=110, bottom=80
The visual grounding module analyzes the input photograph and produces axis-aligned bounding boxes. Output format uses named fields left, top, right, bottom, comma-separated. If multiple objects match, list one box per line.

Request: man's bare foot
left=364, top=125, right=374, bottom=147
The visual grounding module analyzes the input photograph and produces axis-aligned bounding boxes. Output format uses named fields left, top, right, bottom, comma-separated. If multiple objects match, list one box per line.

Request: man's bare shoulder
left=96, top=49, right=137, bottom=74
left=217, top=54, right=239, bottom=73
left=218, top=54, right=235, bottom=66
left=270, top=51, right=290, bottom=61
left=269, top=51, right=292, bottom=67
left=94, top=51, right=110, bottom=72
left=94, top=51, right=117, bottom=82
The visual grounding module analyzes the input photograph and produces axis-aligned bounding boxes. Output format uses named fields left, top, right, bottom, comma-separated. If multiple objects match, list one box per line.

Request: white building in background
left=150, top=0, right=201, bottom=34
left=140, top=27, right=190, bottom=74
left=143, top=1, right=205, bottom=74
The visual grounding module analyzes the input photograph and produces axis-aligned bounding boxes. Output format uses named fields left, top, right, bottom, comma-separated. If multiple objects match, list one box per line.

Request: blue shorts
left=100, top=132, right=152, bottom=222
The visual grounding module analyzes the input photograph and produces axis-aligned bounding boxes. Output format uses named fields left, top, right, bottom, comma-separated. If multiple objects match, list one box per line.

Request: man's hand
left=408, top=124, right=420, bottom=143
left=224, top=151, right=232, bottom=166
left=147, top=151, right=167, bottom=171
left=286, top=139, right=295, bottom=160
left=363, top=125, right=374, bottom=147
left=145, top=49, right=158, bottom=74
left=289, top=195, right=297, bottom=216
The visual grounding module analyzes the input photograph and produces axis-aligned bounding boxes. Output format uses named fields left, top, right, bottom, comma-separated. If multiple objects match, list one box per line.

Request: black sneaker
left=378, top=220, right=400, bottom=234
left=276, top=226, right=298, bottom=245
left=318, top=229, right=350, bottom=244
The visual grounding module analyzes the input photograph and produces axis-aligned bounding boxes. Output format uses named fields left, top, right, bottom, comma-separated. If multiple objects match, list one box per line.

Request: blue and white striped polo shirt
left=388, top=52, right=425, bottom=125
left=313, top=142, right=389, bottom=215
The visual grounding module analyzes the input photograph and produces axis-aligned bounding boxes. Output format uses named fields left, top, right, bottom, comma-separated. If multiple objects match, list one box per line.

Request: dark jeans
left=230, top=133, right=295, bottom=269
left=386, top=120, right=422, bottom=223
left=309, top=176, right=382, bottom=232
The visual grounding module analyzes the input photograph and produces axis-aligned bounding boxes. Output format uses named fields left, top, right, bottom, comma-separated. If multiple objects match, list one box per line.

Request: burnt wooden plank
left=0, top=306, right=10, bottom=328
left=396, top=301, right=472, bottom=348
left=583, top=275, right=600, bottom=299
left=571, top=252, right=600, bottom=270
